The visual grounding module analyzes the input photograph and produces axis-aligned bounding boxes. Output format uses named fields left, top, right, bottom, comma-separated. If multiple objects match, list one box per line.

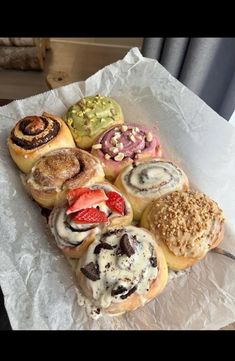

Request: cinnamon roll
left=7, top=112, right=75, bottom=173
left=141, top=191, right=225, bottom=270
left=91, top=124, right=162, bottom=181
left=25, top=148, right=105, bottom=209
left=49, top=182, right=133, bottom=258
left=64, top=95, right=124, bottom=149
left=76, top=226, right=168, bottom=315
left=115, top=158, right=189, bottom=221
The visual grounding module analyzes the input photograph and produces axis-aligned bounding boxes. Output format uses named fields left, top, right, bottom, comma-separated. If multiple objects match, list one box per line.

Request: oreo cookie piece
left=81, top=262, right=100, bottom=281
left=119, top=234, right=135, bottom=257
left=94, top=243, right=113, bottom=254
left=111, top=285, right=127, bottom=297
left=120, top=286, right=137, bottom=299
left=150, top=257, right=157, bottom=267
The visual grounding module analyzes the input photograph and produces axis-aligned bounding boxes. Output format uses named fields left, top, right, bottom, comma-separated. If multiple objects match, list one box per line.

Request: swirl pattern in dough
left=25, top=147, right=105, bottom=209
left=49, top=182, right=133, bottom=258
left=115, top=158, right=189, bottom=220
left=7, top=112, right=75, bottom=173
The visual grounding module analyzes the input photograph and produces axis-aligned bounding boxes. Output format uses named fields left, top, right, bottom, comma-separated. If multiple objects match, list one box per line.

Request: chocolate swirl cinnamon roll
left=49, top=182, right=133, bottom=258
left=141, top=191, right=225, bottom=270
left=76, top=226, right=168, bottom=316
left=7, top=112, right=75, bottom=173
left=25, top=148, right=105, bottom=209
left=114, top=158, right=189, bottom=220
left=91, top=124, right=162, bottom=181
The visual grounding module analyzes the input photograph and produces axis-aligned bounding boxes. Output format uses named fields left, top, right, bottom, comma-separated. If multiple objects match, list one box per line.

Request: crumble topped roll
left=141, top=191, right=225, bottom=270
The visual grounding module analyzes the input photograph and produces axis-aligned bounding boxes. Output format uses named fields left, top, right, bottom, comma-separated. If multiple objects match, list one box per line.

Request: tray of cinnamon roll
left=6, top=93, right=225, bottom=320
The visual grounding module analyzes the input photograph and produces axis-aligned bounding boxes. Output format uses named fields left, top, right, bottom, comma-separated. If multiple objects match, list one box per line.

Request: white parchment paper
left=0, top=47, right=235, bottom=330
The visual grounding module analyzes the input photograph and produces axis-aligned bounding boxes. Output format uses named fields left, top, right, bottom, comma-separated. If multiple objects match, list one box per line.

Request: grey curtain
left=142, top=38, right=235, bottom=120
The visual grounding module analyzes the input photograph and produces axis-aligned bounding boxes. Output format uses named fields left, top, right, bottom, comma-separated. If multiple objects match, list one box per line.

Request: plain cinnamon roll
left=25, top=147, right=105, bottom=209
left=91, top=124, right=162, bottom=181
left=7, top=112, right=75, bottom=173
left=76, top=226, right=168, bottom=315
left=141, top=191, right=225, bottom=270
left=115, top=158, right=189, bottom=220
left=49, top=182, right=133, bottom=258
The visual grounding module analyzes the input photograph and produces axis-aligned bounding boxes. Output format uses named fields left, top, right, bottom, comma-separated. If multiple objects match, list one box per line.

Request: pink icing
left=96, top=124, right=160, bottom=160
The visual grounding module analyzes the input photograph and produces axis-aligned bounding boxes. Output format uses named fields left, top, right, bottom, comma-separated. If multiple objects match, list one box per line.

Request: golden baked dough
left=141, top=191, right=225, bottom=270
left=76, top=226, right=168, bottom=315
left=7, top=112, right=75, bottom=173
left=49, top=181, right=133, bottom=258
left=25, top=147, right=105, bottom=209
left=64, top=95, right=124, bottom=149
left=115, top=158, right=189, bottom=221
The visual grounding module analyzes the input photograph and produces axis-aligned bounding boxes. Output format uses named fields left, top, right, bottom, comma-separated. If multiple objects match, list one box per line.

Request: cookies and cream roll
left=76, top=226, right=168, bottom=315
left=49, top=182, right=133, bottom=258
left=25, top=148, right=104, bottom=209
left=64, top=95, right=124, bottom=149
left=141, top=191, right=225, bottom=270
left=7, top=112, right=75, bottom=173
left=91, top=124, right=162, bottom=181
left=115, top=158, right=189, bottom=221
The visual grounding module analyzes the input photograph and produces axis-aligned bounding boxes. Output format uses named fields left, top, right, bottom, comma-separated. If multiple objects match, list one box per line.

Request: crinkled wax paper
left=0, top=48, right=235, bottom=330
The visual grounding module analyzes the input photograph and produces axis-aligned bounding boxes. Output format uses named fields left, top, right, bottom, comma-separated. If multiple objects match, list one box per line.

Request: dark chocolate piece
left=94, top=243, right=113, bottom=254
left=80, top=262, right=100, bottom=281
left=111, top=285, right=127, bottom=296
left=120, top=286, right=137, bottom=299
left=119, top=234, right=135, bottom=257
left=150, top=257, right=157, bottom=267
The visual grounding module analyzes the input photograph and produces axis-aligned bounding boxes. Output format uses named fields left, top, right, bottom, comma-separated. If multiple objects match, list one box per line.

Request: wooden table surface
left=0, top=98, right=234, bottom=330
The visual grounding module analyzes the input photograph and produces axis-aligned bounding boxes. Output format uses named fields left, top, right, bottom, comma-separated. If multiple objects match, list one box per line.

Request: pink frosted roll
left=91, top=124, right=162, bottom=181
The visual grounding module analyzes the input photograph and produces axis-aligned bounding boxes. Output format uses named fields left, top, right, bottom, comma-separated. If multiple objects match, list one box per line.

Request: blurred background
left=0, top=37, right=234, bottom=121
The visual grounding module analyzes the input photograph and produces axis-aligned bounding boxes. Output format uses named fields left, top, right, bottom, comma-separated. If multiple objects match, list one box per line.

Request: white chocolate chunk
left=114, top=152, right=125, bottom=161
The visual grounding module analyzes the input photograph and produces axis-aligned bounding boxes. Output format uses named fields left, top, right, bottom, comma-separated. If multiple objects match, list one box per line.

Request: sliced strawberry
left=106, top=191, right=125, bottom=215
left=66, top=188, right=108, bottom=215
left=67, top=187, right=90, bottom=205
left=71, top=208, right=108, bottom=224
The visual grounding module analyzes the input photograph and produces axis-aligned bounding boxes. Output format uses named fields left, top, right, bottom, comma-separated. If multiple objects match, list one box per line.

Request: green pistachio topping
left=64, top=95, right=122, bottom=137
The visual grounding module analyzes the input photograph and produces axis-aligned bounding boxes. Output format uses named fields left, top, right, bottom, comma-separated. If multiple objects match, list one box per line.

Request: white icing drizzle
left=122, top=159, right=187, bottom=198
left=77, top=226, right=158, bottom=310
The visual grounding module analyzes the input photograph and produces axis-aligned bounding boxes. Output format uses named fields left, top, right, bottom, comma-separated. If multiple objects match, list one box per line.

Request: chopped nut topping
left=148, top=191, right=224, bottom=258
left=121, top=125, right=128, bottom=132
left=146, top=132, right=153, bottom=142
left=110, top=146, right=119, bottom=154
left=114, top=152, right=125, bottom=161
left=104, top=154, right=111, bottom=160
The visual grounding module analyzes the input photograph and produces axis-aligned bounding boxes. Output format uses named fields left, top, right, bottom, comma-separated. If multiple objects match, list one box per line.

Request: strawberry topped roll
left=91, top=124, right=162, bottom=181
left=49, top=182, right=133, bottom=258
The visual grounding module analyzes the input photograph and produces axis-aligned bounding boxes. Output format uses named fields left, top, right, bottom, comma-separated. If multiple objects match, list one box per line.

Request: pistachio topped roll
left=64, top=95, right=124, bottom=149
